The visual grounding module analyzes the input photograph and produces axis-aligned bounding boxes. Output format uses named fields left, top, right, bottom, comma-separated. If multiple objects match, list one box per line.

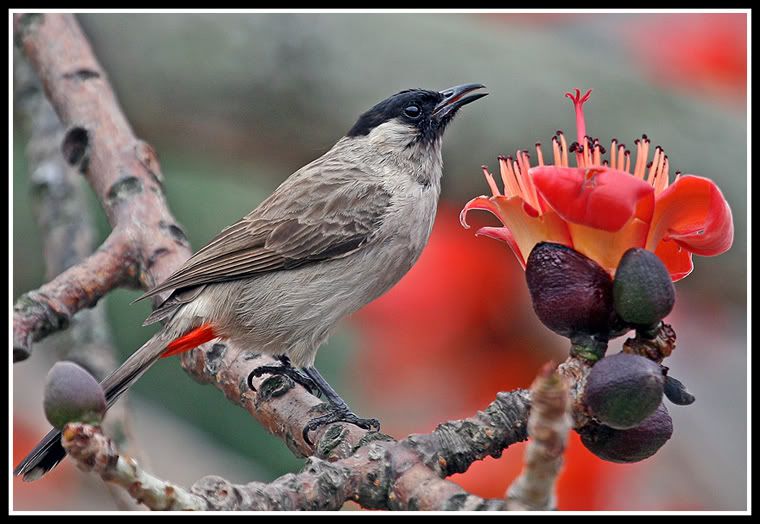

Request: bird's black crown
left=347, top=89, right=444, bottom=139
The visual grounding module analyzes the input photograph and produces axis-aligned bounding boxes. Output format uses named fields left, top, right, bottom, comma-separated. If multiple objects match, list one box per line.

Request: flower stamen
left=633, top=135, right=649, bottom=180
left=617, top=144, right=626, bottom=171
left=656, top=151, right=666, bottom=184
left=506, top=156, right=523, bottom=197
left=570, top=142, right=582, bottom=168
left=552, top=136, right=561, bottom=167
left=521, top=151, right=541, bottom=209
left=558, top=131, right=569, bottom=167
left=633, top=139, right=644, bottom=179
left=498, top=156, right=522, bottom=197
left=647, top=146, right=662, bottom=183
left=513, top=154, right=537, bottom=208
left=483, top=165, right=501, bottom=196
left=536, top=142, right=545, bottom=167
left=584, top=136, right=592, bottom=167
left=593, top=142, right=602, bottom=166
left=499, top=156, right=522, bottom=197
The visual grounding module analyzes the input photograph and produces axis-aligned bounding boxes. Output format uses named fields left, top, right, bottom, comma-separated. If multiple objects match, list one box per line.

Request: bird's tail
left=13, top=327, right=213, bottom=482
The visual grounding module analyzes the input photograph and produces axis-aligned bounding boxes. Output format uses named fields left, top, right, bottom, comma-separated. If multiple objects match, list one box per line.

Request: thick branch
left=13, top=13, right=192, bottom=361
left=191, top=442, right=510, bottom=511
left=181, top=347, right=531, bottom=473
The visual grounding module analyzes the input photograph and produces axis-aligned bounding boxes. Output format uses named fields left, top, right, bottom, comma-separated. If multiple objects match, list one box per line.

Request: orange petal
left=474, top=226, right=526, bottom=267
left=654, top=238, right=694, bottom=282
left=461, top=195, right=572, bottom=269
left=567, top=217, right=650, bottom=275
left=646, top=175, right=734, bottom=256
left=531, top=166, right=655, bottom=232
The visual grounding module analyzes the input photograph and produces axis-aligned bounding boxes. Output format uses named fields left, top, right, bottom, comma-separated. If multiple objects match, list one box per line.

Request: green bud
left=43, top=361, right=106, bottom=430
left=613, top=248, right=675, bottom=327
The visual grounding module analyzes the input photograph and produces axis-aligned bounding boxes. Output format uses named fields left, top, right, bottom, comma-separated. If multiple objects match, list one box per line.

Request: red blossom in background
left=625, top=14, right=747, bottom=105
left=460, top=89, right=734, bottom=280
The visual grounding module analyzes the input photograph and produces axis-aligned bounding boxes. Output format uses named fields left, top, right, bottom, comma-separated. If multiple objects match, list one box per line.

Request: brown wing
left=137, top=163, right=391, bottom=301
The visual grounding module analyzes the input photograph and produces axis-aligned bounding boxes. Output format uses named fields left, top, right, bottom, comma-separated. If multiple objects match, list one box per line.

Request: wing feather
left=137, top=164, right=391, bottom=301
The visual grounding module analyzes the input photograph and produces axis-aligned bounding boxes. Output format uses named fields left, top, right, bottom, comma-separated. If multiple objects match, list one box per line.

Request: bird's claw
left=302, top=409, right=380, bottom=446
left=248, top=364, right=321, bottom=398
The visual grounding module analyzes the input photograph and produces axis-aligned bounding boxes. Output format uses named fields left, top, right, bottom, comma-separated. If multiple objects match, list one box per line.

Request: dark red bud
left=579, top=403, right=673, bottom=463
left=584, top=353, right=665, bottom=429
left=526, top=242, right=614, bottom=338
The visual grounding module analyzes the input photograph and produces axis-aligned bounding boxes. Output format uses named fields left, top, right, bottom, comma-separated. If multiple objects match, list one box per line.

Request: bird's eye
left=404, top=105, right=421, bottom=119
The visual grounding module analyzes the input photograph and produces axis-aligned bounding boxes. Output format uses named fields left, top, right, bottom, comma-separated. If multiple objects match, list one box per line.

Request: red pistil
left=565, top=88, right=593, bottom=143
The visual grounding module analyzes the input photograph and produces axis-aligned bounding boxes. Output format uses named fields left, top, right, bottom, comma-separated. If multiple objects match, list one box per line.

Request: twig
left=13, top=13, right=192, bottom=362
left=62, top=423, right=207, bottom=511
left=506, top=362, right=572, bottom=511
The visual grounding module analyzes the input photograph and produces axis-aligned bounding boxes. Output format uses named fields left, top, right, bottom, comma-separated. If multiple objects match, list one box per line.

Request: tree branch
left=181, top=347, right=532, bottom=473
left=14, top=50, right=147, bottom=510
left=62, top=423, right=207, bottom=511
left=61, top=384, right=533, bottom=513
left=62, top=355, right=587, bottom=511
left=13, top=13, right=192, bottom=362
left=506, top=363, right=572, bottom=511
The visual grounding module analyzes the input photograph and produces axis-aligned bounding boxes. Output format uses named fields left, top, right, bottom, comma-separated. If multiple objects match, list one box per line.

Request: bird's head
left=346, top=83, right=487, bottom=153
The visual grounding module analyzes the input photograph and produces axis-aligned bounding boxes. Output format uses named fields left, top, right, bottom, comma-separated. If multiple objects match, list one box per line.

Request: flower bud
left=613, top=248, right=675, bottom=327
left=579, top=403, right=673, bottom=463
left=525, top=242, right=614, bottom=338
left=43, top=361, right=106, bottom=430
left=584, top=352, right=665, bottom=429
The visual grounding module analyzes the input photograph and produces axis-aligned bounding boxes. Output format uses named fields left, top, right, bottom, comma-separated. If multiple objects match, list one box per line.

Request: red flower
left=460, top=89, right=734, bottom=280
left=625, top=14, right=747, bottom=105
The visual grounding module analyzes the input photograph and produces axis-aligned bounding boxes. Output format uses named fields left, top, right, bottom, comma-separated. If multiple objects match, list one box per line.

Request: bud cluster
left=525, top=242, right=695, bottom=463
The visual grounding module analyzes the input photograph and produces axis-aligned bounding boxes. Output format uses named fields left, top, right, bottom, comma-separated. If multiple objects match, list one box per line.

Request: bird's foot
left=248, top=356, right=321, bottom=398
left=303, top=407, right=380, bottom=446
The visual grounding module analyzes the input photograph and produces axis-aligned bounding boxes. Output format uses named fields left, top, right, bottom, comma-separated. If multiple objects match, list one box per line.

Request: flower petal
left=460, top=195, right=572, bottom=268
left=567, top=217, right=651, bottom=275
left=531, top=166, right=655, bottom=232
left=646, top=175, right=734, bottom=256
left=474, top=226, right=526, bottom=266
left=654, top=238, right=694, bottom=282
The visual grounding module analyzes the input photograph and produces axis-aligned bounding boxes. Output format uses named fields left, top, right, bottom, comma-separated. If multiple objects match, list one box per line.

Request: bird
left=15, top=83, right=488, bottom=481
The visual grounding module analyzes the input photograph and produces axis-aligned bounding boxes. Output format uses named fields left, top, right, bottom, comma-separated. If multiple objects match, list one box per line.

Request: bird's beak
left=433, top=83, right=488, bottom=119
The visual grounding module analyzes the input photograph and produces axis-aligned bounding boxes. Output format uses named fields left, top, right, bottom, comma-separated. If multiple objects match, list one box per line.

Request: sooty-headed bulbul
left=15, top=83, right=487, bottom=481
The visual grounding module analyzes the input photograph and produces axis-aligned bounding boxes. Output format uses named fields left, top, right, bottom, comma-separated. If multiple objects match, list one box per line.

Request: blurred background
left=12, top=12, right=747, bottom=511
